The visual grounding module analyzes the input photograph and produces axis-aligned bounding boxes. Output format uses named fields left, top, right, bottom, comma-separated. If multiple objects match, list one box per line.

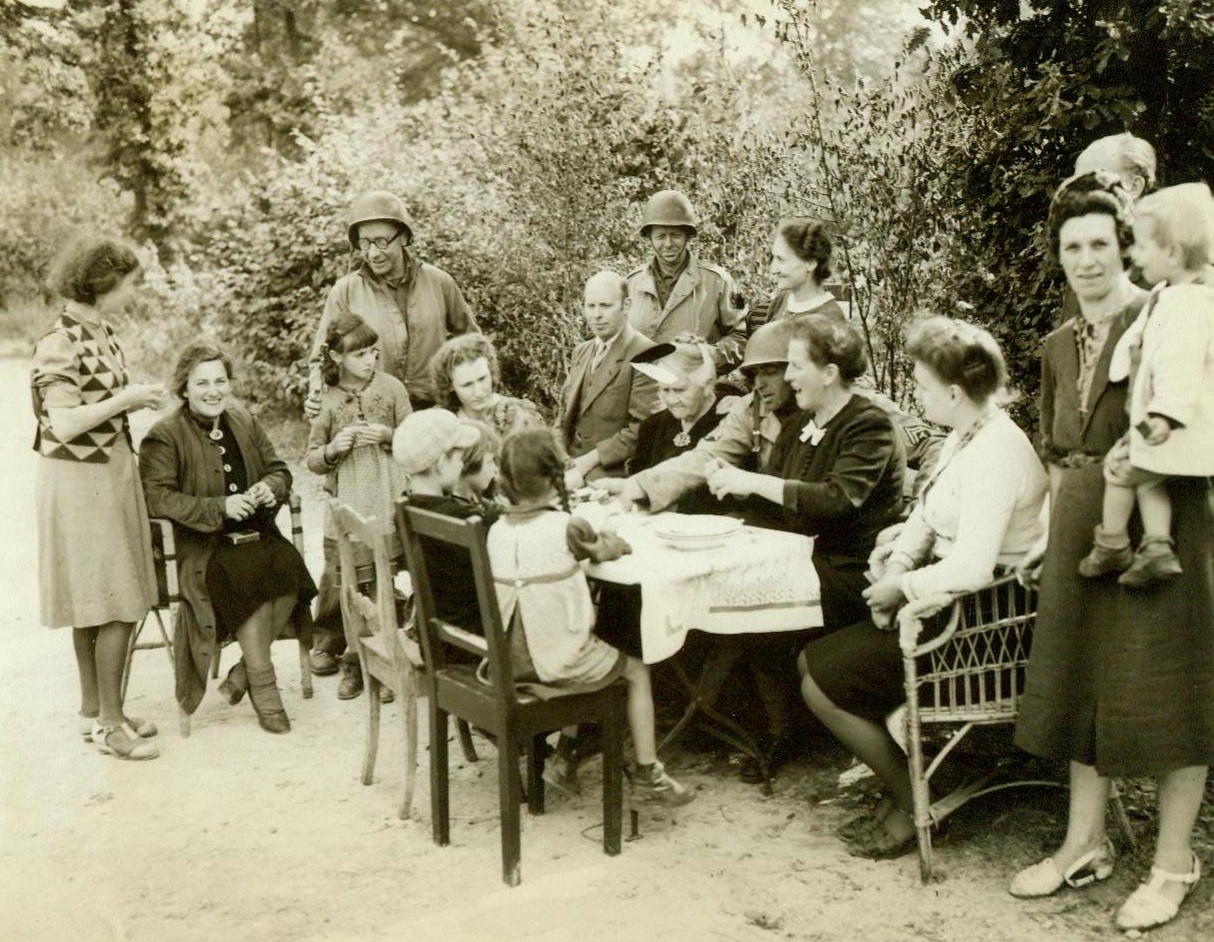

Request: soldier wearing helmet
left=625, top=189, right=747, bottom=374
left=598, top=320, right=799, bottom=512
left=304, top=190, right=478, bottom=417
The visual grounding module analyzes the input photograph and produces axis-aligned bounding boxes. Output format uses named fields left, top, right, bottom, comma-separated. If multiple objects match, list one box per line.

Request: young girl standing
left=306, top=313, right=411, bottom=698
left=488, top=427, right=696, bottom=806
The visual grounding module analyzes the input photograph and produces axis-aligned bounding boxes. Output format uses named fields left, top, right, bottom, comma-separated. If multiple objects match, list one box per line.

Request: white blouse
left=891, top=410, right=1047, bottom=600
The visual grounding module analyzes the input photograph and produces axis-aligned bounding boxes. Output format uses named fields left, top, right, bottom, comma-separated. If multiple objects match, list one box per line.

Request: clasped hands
left=327, top=422, right=392, bottom=463
left=225, top=480, right=277, bottom=521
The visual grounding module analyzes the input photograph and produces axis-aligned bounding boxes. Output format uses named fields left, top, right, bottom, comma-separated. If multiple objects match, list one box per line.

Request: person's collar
left=786, top=288, right=835, bottom=312
left=596, top=327, right=625, bottom=350
left=650, top=250, right=690, bottom=281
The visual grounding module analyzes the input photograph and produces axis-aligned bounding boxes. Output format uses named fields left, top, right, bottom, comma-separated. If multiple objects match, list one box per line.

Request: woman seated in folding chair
left=798, top=317, right=1047, bottom=859
left=140, top=341, right=317, bottom=734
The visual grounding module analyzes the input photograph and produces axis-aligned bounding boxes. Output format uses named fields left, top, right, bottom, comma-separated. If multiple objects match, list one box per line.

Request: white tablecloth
left=580, top=509, right=823, bottom=664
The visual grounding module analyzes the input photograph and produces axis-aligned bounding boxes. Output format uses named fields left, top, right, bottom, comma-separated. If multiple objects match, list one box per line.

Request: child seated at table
left=488, top=427, right=696, bottom=806
left=452, top=418, right=501, bottom=511
left=394, top=410, right=501, bottom=634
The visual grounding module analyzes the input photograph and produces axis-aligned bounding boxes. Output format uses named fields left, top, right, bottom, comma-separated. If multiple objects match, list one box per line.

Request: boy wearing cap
left=391, top=410, right=500, bottom=638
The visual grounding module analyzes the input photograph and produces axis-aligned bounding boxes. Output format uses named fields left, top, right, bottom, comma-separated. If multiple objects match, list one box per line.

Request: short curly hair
left=775, top=217, right=833, bottom=285
left=906, top=316, right=1006, bottom=403
left=429, top=333, right=500, bottom=412
left=170, top=340, right=235, bottom=400
left=1047, top=171, right=1135, bottom=262
left=47, top=235, right=140, bottom=305
left=787, top=312, right=867, bottom=383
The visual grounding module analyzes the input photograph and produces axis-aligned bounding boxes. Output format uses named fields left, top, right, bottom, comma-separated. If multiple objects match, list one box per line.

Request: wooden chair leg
left=456, top=720, right=479, bottom=762
left=362, top=670, right=381, bottom=786
left=499, top=731, right=523, bottom=887
left=904, top=706, right=935, bottom=883
left=602, top=697, right=624, bottom=856
left=398, top=671, right=418, bottom=821
left=431, top=708, right=451, bottom=847
left=299, top=641, right=313, bottom=699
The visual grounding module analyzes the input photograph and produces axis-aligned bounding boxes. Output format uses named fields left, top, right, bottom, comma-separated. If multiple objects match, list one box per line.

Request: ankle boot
left=217, top=660, right=248, bottom=705
left=337, top=658, right=364, bottom=700
left=246, top=665, right=291, bottom=734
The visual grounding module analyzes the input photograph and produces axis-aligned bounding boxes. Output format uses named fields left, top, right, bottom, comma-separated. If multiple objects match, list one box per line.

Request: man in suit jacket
left=561, top=271, right=658, bottom=486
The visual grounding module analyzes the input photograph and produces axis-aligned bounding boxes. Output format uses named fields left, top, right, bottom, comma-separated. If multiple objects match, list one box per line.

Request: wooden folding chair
left=330, top=502, right=424, bottom=819
left=398, top=499, right=627, bottom=887
left=899, top=574, right=1135, bottom=882
left=123, top=493, right=314, bottom=737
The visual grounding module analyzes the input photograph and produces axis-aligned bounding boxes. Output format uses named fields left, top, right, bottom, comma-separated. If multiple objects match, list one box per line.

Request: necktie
left=590, top=341, right=609, bottom=372
left=800, top=419, right=825, bottom=446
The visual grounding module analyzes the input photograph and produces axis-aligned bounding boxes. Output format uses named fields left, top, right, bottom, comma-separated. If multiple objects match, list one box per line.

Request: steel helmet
left=639, top=189, right=698, bottom=236
left=739, top=320, right=792, bottom=374
left=347, top=190, right=415, bottom=249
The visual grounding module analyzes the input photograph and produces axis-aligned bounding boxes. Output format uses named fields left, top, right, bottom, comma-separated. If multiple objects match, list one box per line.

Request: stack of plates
left=654, top=514, right=742, bottom=551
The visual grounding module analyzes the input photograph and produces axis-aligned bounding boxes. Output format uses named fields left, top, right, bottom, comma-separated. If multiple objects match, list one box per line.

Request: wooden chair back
left=397, top=497, right=626, bottom=886
left=331, top=501, right=420, bottom=820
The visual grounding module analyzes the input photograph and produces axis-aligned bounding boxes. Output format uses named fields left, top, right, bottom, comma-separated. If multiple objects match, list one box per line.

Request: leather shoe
left=338, top=666, right=364, bottom=700
left=311, top=650, right=340, bottom=676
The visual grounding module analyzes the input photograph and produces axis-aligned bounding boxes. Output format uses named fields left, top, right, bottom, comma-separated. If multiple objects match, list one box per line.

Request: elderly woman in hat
left=626, top=339, right=723, bottom=492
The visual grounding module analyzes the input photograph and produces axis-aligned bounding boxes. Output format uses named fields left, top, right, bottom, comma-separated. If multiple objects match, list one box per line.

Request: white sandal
left=91, top=722, right=159, bottom=761
left=1009, top=837, right=1116, bottom=898
left=1115, top=854, right=1201, bottom=931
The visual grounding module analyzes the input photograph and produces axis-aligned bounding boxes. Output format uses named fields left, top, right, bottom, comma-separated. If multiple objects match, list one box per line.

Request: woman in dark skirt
left=1010, top=173, right=1214, bottom=931
left=140, top=341, right=316, bottom=734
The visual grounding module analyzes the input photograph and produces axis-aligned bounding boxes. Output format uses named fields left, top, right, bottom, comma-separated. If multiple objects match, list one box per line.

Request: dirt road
left=2, top=356, right=1209, bottom=942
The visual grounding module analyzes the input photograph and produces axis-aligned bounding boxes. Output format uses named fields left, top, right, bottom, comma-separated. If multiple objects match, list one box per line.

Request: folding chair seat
left=398, top=498, right=628, bottom=887
left=122, top=492, right=313, bottom=737
left=899, top=574, right=1135, bottom=882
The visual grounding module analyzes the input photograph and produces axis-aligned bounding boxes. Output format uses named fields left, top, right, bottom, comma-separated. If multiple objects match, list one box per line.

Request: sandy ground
left=2, top=354, right=1212, bottom=942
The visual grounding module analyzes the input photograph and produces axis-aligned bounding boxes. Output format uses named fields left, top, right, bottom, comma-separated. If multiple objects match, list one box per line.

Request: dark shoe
left=310, top=650, right=340, bottom=676
left=217, top=660, right=248, bottom=706
left=543, top=735, right=582, bottom=796
left=246, top=665, right=291, bottom=734
left=1077, top=526, right=1133, bottom=578
left=378, top=684, right=395, bottom=704
left=337, top=662, right=364, bottom=700
left=845, top=814, right=915, bottom=860
left=1118, top=539, right=1183, bottom=588
left=738, top=733, right=796, bottom=785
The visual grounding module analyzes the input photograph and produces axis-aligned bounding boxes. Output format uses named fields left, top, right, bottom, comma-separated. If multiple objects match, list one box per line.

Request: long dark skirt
left=1014, top=468, right=1214, bottom=777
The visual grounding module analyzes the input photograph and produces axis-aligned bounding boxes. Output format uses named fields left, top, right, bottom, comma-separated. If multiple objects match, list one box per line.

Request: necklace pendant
left=673, top=431, right=691, bottom=448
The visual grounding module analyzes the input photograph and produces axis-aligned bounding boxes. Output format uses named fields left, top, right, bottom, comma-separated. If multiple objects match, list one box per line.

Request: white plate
left=663, top=535, right=733, bottom=551
left=654, top=514, right=742, bottom=542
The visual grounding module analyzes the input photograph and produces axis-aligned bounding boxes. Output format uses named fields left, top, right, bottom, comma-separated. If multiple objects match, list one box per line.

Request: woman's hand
left=303, top=384, right=322, bottom=419
left=1016, top=533, right=1049, bottom=589
left=356, top=423, right=393, bottom=446
left=246, top=480, right=276, bottom=508
left=1140, top=416, right=1172, bottom=446
left=224, top=493, right=256, bottom=521
left=862, top=574, right=906, bottom=623
left=122, top=383, right=168, bottom=412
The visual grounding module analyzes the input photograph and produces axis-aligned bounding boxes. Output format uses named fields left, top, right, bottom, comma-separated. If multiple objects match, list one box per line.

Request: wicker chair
left=898, top=574, right=1135, bottom=882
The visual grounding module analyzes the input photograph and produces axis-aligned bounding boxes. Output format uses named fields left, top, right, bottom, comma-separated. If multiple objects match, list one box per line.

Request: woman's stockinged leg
left=622, top=656, right=657, bottom=765
left=93, top=621, right=134, bottom=727
left=1153, top=765, right=1207, bottom=876
left=73, top=626, right=100, bottom=718
left=234, top=595, right=294, bottom=671
left=801, top=672, right=913, bottom=815
left=1049, top=761, right=1111, bottom=870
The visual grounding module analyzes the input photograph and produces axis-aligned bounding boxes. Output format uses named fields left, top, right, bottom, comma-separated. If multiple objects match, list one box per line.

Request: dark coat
left=140, top=406, right=312, bottom=714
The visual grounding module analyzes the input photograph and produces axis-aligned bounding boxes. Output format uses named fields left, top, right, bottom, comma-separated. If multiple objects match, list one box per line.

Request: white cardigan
left=1115, top=283, right=1214, bottom=475
left=892, top=410, right=1047, bottom=601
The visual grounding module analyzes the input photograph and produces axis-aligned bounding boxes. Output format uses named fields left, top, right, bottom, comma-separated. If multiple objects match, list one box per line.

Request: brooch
left=799, top=420, right=825, bottom=446
left=673, top=430, right=691, bottom=447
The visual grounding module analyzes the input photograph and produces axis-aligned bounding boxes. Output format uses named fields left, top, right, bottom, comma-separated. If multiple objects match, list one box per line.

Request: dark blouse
left=762, top=394, right=905, bottom=560
left=626, top=405, right=724, bottom=474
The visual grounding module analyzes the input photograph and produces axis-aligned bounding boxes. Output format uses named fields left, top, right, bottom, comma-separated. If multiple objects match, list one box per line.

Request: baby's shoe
left=631, top=760, right=695, bottom=807
left=1118, top=538, right=1183, bottom=589
left=1078, top=526, right=1133, bottom=578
